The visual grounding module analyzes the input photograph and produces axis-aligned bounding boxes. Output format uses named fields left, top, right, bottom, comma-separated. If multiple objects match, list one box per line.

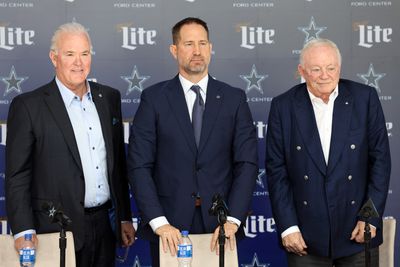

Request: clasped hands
left=156, top=221, right=238, bottom=256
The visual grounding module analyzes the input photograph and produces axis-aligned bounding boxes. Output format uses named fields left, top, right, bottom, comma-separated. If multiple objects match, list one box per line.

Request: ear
left=49, top=50, right=57, bottom=68
left=297, top=64, right=305, bottom=78
left=169, top=44, right=177, bottom=60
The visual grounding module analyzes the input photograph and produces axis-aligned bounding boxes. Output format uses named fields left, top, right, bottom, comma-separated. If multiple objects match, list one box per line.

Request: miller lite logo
left=240, top=26, right=275, bottom=49
left=0, top=26, right=35, bottom=50
left=121, top=26, right=156, bottom=50
left=358, top=25, right=392, bottom=48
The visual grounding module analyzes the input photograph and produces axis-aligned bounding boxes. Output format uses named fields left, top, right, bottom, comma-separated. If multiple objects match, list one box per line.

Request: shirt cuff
left=14, top=229, right=36, bottom=240
left=281, top=226, right=300, bottom=238
left=227, top=216, right=241, bottom=227
left=149, top=216, right=169, bottom=232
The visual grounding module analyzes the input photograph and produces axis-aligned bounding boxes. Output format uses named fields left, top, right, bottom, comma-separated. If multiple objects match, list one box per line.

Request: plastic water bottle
left=177, top=230, right=192, bottom=267
left=19, top=233, right=36, bottom=267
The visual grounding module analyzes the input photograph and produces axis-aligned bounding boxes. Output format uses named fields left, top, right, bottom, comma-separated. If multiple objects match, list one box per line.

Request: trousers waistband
left=84, top=200, right=112, bottom=214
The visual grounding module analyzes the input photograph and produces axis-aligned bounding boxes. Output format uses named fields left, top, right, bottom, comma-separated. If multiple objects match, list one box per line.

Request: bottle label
left=177, top=244, right=192, bottom=258
left=20, top=248, right=36, bottom=263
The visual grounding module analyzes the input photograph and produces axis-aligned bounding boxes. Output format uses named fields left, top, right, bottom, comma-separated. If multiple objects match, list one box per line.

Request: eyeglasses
left=116, top=246, right=130, bottom=263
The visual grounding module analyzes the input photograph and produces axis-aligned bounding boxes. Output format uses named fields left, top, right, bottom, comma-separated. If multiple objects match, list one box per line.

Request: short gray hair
left=50, top=22, right=92, bottom=54
left=299, top=38, right=342, bottom=66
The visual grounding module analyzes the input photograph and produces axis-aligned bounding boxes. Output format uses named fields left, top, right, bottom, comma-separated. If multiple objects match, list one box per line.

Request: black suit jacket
left=5, top=79, right=131, bottom=250
left=128, top=75, right=258, bottom=242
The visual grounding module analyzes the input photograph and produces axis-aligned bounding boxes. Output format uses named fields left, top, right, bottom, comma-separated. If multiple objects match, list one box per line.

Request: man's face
left=298, top=45, right=341, bottom=99
left=49, top=32, right=91, bottom=92
left=170, top=23, right=212, bottom=80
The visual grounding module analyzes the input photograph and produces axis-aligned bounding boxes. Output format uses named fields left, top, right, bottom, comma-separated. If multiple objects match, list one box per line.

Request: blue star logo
left=240, top=65, right=268, bottom=94
left=132, top=255, right=151, bottom=267
left=241, top=253, right=270, bottom=267
left=298, top=16, right=327, bottom=44
left=121, top=66, right=150, bottom=95
left=257, top=169, right=266, bottom=189
left=1, top=66, right=28, bottom=97
left=357, top=63, right=386, bottom=93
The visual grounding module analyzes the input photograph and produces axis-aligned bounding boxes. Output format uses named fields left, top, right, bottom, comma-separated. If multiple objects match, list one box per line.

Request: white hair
left=50, top=22, right=92, bottom=54
left=299, top=38, right=342, bottom=66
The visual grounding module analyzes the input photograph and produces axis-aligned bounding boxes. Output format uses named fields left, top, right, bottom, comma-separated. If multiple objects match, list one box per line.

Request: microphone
left=42, top=202, right=72, bottom=227
left=357, top=198, right=379, bottom=220
left=209, top=194, right=229, bottom=224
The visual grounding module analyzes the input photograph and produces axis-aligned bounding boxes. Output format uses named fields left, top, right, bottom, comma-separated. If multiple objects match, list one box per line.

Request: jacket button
left=304, top=175, right=309, bottom=180
left=303, top=201, right=308, bottom=206
left=351, top=200, right=356, bottom=205
left=350, top=144, right=356, bottom=150
left=296, top=146, right=302, bottom=151
left=348, top=175, right=353, bottom=180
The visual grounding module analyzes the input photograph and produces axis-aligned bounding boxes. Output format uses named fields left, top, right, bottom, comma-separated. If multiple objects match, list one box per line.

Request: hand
left=121, top=222, right=136, bottom=247
left=155, top=224, right=181, bottom=256
left=210, top=221, right=238, bottom=255
left=14, top=234, right=38, bottom=252
left=282, top=232, right=308, bottom=256
left=350, top=220, right=376, bottom=243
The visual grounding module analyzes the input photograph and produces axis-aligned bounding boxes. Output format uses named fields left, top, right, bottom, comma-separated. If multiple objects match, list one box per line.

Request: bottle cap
left=181, top=230, right=189, bottom=236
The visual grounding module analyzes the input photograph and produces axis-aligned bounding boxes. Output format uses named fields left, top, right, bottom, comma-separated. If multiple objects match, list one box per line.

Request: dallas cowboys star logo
left=241, top=253, right=270, bottom=267
left=48, top=207, right=57, bottom=218
left=132, top=255, right=151, bottom=267
left=121, top=66, right=150, bottom=95
left=240, top=65, right=268, bottom=94
left=357, top=63, right=386, bottom=93
left=257, top=169, right=266, bottom=189
left=298, top=16, right=327, bottom=44
left=1, top=65, right=28, bottom=97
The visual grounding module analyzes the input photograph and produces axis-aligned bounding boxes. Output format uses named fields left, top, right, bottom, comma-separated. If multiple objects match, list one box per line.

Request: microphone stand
left=57, top=214, right=71, bottom=267
left=209, top=194, right=229, bottom=267
left=217, top=209, right=227, bottom=267
left=43, top=203, right=72, bottom=267
left=357, top=198, right=379, bottom=267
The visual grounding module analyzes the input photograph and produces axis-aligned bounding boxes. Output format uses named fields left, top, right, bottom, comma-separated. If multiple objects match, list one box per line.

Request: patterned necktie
left=190, top=85, right=205, bottom=147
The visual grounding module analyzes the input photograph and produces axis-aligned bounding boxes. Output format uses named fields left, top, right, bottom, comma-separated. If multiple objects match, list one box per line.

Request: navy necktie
left=190, top=85, right=204, bottom=147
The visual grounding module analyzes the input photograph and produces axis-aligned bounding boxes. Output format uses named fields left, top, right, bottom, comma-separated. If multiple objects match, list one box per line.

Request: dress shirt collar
left=56, top=76, right=92, bottom=107
left=307, top=85, right=339, bottom=104
left=179, top=74, right=208, bottom=95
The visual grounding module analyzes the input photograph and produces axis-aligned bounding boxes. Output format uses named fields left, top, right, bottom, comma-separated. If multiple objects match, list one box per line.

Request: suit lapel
left=43, top=80, right=83, bottom=171
left=327, top=82, right=353, bottom=175
left=165, top=76, right=197, bottom=155
left=294, top=85, right=327, bottom=175
left=91, top=83, right=114, bottom=177
left=198, top=77, right=222, bottom=154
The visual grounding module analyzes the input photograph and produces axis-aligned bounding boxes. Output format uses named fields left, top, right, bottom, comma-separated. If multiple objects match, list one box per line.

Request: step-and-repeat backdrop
left=0, top=0, right=398, bottom=266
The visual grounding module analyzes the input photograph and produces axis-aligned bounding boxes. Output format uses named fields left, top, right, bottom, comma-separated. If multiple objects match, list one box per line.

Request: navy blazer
left=5, top=80, right=132, bottom=250
left=128, top=75, right=258, bottom=242
left=265, top=79, right=391, bottom=259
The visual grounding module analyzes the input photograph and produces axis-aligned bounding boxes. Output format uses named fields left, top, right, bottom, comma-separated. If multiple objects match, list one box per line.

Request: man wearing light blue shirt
left=5, top=22, right=135, bottom=267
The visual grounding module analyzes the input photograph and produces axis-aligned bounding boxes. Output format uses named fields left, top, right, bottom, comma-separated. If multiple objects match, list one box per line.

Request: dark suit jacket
left=266, top=79, right=391, bottom=259
left=5, top=79, right=132, bottom=250
left=128, top=75, right=258, bottom=242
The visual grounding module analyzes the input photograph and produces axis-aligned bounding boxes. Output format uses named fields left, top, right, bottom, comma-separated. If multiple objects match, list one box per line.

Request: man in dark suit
left=127, top=17, right=258, bottom=266
left=266, top=38, right=391, bottom=267
left=5, top=22, right=135, bottom=267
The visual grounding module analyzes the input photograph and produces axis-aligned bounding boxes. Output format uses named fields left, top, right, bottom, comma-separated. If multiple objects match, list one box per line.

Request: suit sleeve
left=227, top=90, right=258, bottom=223
left=265, top=98, right=298, bottom=235
left=5, top=96, right=36, bottom=234
left=127, top=90, right=164, bottom=225
left=365, top=88, right=391, bottom=227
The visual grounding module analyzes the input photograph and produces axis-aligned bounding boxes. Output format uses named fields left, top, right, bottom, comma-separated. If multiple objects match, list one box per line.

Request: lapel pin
left=98, top=93, right=103, bottom=98
left=345, top=101, right=349, bottom=105
left=216, top=95, right=221, bottom=99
